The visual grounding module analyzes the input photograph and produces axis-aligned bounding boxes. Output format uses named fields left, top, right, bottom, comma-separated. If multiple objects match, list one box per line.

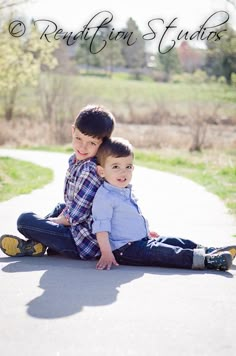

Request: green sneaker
left=205, top=251, right=232, bottom=271
left=0, top=234, right=46, bottom=257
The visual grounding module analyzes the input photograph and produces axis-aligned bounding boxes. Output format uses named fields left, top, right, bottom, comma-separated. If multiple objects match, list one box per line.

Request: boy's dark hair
left=96, top=137, right=134, bottom=167
left=74, top=105, right=115, bottom=140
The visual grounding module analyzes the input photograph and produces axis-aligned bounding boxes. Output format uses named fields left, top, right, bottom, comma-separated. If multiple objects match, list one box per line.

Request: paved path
left=0, top=149, right=236, bottom=356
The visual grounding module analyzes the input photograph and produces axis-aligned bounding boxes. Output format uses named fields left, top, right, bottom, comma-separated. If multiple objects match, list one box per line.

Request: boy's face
left=97, top=155, right=134, bottom=188
left=72, top=127, right=103, bottom=161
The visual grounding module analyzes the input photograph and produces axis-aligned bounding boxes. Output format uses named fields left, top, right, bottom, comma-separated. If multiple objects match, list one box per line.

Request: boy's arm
left=149, top=231, right=160, bottom=238
left=92, top=188, right=119, bottom=270
left=96, top=232, right=119, bottom=270
left=63, top=166, right=100, bottom=226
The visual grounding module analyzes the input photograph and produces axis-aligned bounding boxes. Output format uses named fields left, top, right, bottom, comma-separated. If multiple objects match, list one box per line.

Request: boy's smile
left=97, top=155, right=134, bottom=188
left=72, top=127, right=102, bottom=161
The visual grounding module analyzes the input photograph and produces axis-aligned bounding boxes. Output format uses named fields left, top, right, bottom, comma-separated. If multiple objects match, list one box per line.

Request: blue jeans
left=17, top=203, right=79, bottom=258
left=113, top=236, right=205, bottom=269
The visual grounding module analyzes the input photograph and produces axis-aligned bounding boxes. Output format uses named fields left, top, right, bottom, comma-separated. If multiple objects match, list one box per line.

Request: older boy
left=92, top=137, right=235, bottom=271
left=0, top=105, right=115, bottom=260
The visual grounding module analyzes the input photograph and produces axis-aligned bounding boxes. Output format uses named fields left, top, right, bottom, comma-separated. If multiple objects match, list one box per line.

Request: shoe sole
left=0, top=235, right=46, bottom=257
left=208, top=246, right=236, bottom=259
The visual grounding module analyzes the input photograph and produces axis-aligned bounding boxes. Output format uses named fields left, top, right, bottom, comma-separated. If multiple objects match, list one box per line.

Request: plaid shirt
left=63, top=154, right=102, bottom=259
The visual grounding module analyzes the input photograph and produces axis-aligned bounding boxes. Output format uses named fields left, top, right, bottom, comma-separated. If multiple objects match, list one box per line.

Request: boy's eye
left=90, top=142, right=96, bottom=146
left=127, top=165, right=133, bottom=169
left=112, top=165, right=119, bottom=169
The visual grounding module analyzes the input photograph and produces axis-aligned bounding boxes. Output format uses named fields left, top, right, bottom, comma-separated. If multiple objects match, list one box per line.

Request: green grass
left=72, top=77, right=236, bottom=105
left=2, top=74, right=235, bottom=120
left=0, top=157, right=53, bottom=201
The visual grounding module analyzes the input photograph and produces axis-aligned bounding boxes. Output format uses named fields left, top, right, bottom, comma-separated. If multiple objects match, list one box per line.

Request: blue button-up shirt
left=92, top=181, right=149, bottom=251
left=63, top=154, right=102, bottom=259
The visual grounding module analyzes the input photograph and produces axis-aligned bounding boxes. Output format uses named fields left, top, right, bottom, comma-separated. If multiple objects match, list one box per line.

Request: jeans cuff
left=192, top=248, right=205, bottom=269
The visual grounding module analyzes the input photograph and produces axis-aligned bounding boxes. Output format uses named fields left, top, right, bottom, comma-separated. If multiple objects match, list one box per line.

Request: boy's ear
left=71, top=125, right=75, bottom=136
left=97, top=165, right=105, bottom=178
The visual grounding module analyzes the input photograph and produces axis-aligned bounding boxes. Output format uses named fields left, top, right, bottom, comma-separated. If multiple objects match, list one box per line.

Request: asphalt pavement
left=0, top=149, right=236, bottom=356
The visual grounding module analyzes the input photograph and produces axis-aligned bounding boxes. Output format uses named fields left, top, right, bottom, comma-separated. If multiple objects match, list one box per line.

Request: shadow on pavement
left=0, top=256, right=234, bottom=319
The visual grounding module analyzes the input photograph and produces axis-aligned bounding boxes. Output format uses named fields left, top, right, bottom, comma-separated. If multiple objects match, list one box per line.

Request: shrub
left=217, top=76, right=227, bottom=84
left=231, top=73, right=236, bottom=86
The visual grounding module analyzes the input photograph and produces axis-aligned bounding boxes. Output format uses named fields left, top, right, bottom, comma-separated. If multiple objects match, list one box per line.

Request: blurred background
left=0, top=0, right=235, bottom=151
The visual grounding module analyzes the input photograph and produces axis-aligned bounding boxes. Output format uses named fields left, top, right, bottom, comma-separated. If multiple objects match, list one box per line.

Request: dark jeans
left=113, top=236, right=199, bottom=269
left=17, top=203, right=79, bottom=258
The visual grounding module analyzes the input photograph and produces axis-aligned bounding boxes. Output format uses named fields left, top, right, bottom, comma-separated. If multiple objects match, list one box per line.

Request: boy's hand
left=48, top=215, right=70, bottom=226
left=149, top=231, right=160, bottom=238
left=96, top=252, right=119, bottom=270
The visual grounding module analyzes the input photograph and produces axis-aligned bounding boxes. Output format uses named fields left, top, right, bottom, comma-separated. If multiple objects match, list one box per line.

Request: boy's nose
left=79, top=142, right=87, bottom=150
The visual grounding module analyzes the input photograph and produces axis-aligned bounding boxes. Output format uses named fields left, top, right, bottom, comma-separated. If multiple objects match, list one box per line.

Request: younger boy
left=0, top=105, right=115, bottom=260
left=92, top=137, right=235, bottom=271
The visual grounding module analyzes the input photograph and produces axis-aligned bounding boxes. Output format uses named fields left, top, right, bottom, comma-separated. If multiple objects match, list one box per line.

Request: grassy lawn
left=66, top=74, right=236, bottom=106
left=77, top=76, right=235, bottom=103
left=0, top=157, right=53, bottom=201
left=2, top=74, right=235, bottom=120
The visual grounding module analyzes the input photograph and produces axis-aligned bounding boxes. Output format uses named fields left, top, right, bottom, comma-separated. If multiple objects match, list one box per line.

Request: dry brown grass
left=114, top=123, right=236, bottom=150
left=0, top=118, right=71, bottom=147
left=0, top=117, right=235, bottom=150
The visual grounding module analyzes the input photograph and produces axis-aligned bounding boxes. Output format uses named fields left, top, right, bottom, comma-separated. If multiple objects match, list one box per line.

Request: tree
left=157, top=46, right=181, bottom=81
left=121, top=18, right=146, bottom=79
left=101, top=40, right=125, bottom=76
left=93, top=25, right=125, bottom=76
left=0, top=19, right=58, bottom=120
left=75, top=37, right=101, bottom=72
left=75, top=25, right=124, bottom=75
left=53, top=40, right=77, bottom=75
left=204, top=24, right=236, bottom=84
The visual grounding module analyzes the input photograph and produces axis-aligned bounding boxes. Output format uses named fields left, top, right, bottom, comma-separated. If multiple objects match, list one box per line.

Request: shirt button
left=128, top=242, right=131, bottom=245
left=120, top=252, right=123, bottom=256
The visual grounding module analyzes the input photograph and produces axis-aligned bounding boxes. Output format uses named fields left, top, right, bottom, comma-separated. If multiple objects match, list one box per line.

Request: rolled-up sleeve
left=92, top=188, right=113, bottom=234
left=92, top=219, right=111, bottom=233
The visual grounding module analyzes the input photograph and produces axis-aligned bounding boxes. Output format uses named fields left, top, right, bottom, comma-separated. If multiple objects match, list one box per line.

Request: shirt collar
left=69, top=154, right=96, bottom=166
left=103, top=181, right=132, bottom=197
